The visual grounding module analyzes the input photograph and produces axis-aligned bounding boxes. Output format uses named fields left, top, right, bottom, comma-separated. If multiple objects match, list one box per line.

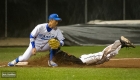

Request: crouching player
left=8, top=13, right=64, bottom=67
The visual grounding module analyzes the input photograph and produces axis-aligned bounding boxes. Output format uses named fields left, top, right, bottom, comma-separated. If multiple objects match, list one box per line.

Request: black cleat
left=120, top=36, right=135, bottom=48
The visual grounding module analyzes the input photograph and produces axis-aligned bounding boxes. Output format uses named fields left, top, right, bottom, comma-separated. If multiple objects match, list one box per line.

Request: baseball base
left=15, top=62, right=28, bottom=66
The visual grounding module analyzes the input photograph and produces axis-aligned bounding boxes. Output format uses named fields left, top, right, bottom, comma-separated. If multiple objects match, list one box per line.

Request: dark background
left=1, top=0, right=140, bottom=37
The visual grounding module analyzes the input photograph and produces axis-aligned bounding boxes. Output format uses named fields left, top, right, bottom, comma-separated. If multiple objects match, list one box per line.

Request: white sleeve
left=57, top=29, right=65, bottom=46
left=31, top=25, right=40, bottom=37
left=30, top=25, right=40, bottom=44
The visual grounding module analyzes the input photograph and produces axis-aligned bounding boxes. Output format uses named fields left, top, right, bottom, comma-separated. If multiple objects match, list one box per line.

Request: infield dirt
left=27, top=54, right=140, bottom=68
left=1, top=55, right=140, bottom=68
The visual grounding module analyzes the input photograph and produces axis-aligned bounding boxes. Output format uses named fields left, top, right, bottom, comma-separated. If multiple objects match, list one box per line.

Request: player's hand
left=32, top=48, right=36, bottom=55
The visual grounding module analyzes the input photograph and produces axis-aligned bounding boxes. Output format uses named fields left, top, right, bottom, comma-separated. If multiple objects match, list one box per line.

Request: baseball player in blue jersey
left=8, top=13, right=65, bottom=67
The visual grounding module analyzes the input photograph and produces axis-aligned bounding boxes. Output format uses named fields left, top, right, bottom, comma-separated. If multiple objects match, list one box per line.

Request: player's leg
left=40, top=43, right=59, bottom=67
left=79, top=52, right=103, bottom=65
left=79, top=40, right=122, bottom=65
left=80, top=36, right=135, bottom=65
left=102, top=36, right=135, bottom=59
left=96, top=36, right=135, bottom=64
left=101, top=40, right=122, bottom=59
left=95, top=40, right=122, bottom=64
left=103, top=36, right=135, bottom=57
left=8, top=44, right=33, bottom=66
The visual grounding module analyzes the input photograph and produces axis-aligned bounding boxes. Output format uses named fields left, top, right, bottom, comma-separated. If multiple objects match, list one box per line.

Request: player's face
left=49, top=20, right=58, bottom=28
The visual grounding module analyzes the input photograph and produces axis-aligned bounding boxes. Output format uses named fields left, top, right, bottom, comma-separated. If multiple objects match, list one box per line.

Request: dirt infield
left=27, top=55, right=140, bottom=68
left=1, top=55, right=140, bottom=68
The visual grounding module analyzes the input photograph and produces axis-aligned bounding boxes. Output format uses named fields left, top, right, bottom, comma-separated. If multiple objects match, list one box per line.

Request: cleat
left=48, top=60, right=51, bottom=66
left=7, top=60, right=16, bottom=67
left=121, top=36, right=130, bottom=43
left=8, top=62, right=15, bottom=67
left=120, top=36, right=135, bottom=48
left=48, top=60, right=58, bottom=67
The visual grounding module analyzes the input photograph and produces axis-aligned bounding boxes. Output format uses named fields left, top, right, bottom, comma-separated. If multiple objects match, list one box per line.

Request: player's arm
left=56, top=29, right=65, bottom=46
left=30, top=35, right=36, bottom=55
left=59, top=40, right=64, bottom=46
left=30, top=25, right=40, bottom=55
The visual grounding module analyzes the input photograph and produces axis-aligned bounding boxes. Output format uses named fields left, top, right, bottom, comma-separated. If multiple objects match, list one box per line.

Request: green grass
left=0, top=67, right=140, bottom=80
left=0, top=47, right=48, bottom=62
left=0, top=46, right=140, bottom=61
left=0, top=46, right=140, bottom=80
left=61, top=46, right=140, bottom=58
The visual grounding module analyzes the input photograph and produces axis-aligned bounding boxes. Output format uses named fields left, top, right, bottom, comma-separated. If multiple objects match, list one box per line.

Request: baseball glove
left=48, top=38, right=60, bottom=49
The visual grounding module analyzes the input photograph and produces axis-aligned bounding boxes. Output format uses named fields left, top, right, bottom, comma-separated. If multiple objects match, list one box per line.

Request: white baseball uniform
left=18, top=23, right=65, bottom=62
left=80, top=40, right=121, bottom=65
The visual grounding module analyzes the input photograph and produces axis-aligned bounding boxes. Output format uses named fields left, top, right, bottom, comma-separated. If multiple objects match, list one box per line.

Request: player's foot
left=120, top=36, right=135, bottom=48
left=48, top=60, right=58, bottom=67
left=7, top=60, right=16, bottom=67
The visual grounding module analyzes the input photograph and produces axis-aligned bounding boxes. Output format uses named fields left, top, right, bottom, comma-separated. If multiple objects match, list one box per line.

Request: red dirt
left=28, top=55, right=140, bottom=68
left=1, top=55, right=140, bottom=68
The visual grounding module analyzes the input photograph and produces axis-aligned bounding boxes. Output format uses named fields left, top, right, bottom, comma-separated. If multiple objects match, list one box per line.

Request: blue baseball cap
left=49, top=14, right=62, bottom=21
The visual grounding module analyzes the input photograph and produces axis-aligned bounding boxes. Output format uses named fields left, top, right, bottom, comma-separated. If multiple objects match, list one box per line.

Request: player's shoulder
left=35, top=23, right=48, bottom=28
left=37, top=23, right=48, bottom=26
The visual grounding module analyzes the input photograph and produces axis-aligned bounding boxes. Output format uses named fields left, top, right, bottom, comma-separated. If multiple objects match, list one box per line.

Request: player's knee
left=114, top=40, right=121, bottom=43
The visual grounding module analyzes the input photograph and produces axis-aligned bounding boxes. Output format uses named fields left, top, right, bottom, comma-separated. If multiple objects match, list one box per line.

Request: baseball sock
left=49, top=47, right=60, bottom=61
left=50, top=49, right=53, bottom=61
left=15, top=57, right=19, bottom=63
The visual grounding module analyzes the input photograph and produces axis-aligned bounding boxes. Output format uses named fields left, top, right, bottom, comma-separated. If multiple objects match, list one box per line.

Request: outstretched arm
left=30, top=25, right=40, bottom=55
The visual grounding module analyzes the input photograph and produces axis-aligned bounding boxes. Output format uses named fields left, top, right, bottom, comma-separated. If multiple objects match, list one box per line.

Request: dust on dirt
left=28, top=54, right=140, bottom=68
left=1, top=55, right=140, bottom=68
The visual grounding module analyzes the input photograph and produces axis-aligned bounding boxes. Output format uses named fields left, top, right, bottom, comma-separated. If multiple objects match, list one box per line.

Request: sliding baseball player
left=79, top=36, right=135, bottom=65
left=54, top=36, right=135, bottom=65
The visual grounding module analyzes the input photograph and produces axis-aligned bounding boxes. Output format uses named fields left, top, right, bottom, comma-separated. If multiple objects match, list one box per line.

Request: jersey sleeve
left=57, top=29, right=65, bottom=46
left=30, top=25, right=40, bottom=48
